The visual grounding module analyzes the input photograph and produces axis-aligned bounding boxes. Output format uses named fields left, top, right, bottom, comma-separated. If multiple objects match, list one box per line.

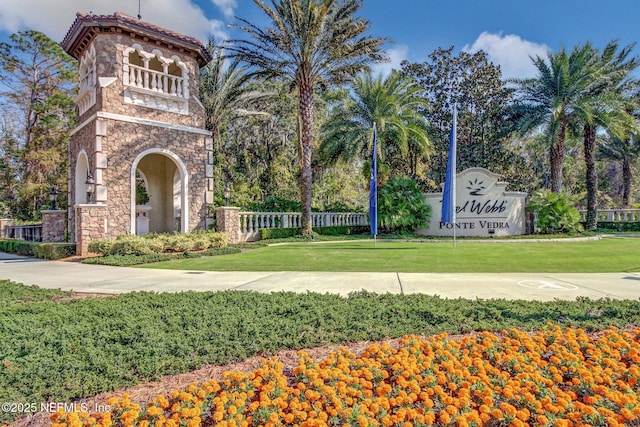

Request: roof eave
left=61, top=12, right=211, bottom=66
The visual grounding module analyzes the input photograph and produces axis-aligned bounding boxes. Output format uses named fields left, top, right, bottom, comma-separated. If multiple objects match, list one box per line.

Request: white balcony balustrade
left=579, top=209, right=640, bottom=222
left=238, top=211, right=368, bottom=241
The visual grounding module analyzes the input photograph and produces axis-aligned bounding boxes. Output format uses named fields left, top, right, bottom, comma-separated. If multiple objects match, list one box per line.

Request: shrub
left=260, top=227, right=302, bottom=240
left=259, top=226, right=369, bottom=240
left=191, top=235, right=210, bottom=251
left=202, top=230, right=228, bottom=248
left=0, top=239, right=18, bottom=253
left=32, top=243, right=75, bottom=260
left=82, top=253, right=176, bottom=266
left=87, top=238, right=114, bottom=255
left=13, top=240, right=38, bottom=256
left=0, top=240, right=74, bottom=259
left=86, top=231, right=229, bottom=256
left=527, top=190, right=584, bottom=234
left=594, top=222, right=640, bottom=232
left=315, top=225, right=369, bottom=236
left=378, top=177, right=431, bottom=234
left=163, top=234, right=193, bottom=252
left=109, top=235, right=164, bottom=256
left=81, top=246, right=241, bottom=266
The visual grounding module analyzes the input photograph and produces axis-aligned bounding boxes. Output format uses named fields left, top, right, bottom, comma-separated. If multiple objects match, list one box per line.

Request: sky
left=0, top=0, right=639, bottom=79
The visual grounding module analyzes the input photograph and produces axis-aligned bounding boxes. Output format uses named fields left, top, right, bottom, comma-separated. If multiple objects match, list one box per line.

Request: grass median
left=136, top=236, right=639, bottom=273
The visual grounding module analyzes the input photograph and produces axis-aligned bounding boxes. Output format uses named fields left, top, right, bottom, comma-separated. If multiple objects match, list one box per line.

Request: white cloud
left=0, top=0, right=226, bottom=43
left=463, top=32, right=549, bottom=79
left=209, top=20, right=230, bottom=43
left=211, top=0, right=237, bottom=19
left=372, top=44, right=409, bottom=77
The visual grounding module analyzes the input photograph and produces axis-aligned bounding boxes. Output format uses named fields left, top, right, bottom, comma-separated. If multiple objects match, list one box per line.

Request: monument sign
left=417, top=168, right=528, bottom=237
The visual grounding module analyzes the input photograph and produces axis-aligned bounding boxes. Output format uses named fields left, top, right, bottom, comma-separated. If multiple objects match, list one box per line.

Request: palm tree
left=577, top=41, right=637, bottom=229
left=200, top=42, right=273, bottom=203
left=229, top=0, right=386, bottom=234
left=599, top=131, right=640, bottom=207
left=200, top=42, right=271, bottom=145
left=319, top=70, right=431, bottom=180
left=513, top=44, right=601, bottom=193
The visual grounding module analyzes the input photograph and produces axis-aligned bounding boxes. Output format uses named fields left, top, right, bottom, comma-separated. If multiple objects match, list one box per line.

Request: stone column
left=215, top=207, right=240, bottom=244
left=42, top=210, right=67, bottom=242
left=0, top=218, right=14, bottom=239
left=75, top=204, right=109, bottom=256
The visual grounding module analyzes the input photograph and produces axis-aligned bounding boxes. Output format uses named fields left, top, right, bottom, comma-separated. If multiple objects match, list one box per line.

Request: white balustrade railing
left=579, top=208, right=640, bottom=222
left=238, top=211, right=368, bottom=240
left=128, top=64, right=186, bottom=98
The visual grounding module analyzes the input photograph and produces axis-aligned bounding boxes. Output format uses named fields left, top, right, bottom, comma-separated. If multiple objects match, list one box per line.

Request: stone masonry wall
left=75, top=205, right=109, bottom=256
left=42, top=210, right=67, bottom=243
left=0, top=218, right=13, bottom=239
left=68, top=119, right=98, bottom=242
left=101, top=119, right=210, bottom=234
left=68, top=30, right=213, bottom=244
left=215, top=207, right=240, bottom=244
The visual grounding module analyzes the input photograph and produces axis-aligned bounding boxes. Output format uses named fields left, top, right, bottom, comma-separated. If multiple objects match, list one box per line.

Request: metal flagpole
left=441, top=105, right=457, bottom=249
left=452, top=106, right=457, bottom=249
left=369, top=123, right=378, bottom=247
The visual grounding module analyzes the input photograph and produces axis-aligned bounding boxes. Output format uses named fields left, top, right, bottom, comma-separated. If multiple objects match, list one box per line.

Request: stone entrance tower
left=61, top=12, right=214, bottom=255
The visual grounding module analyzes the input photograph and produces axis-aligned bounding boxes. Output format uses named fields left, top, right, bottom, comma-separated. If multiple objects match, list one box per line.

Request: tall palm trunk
left=298, top=85, right=314, bottom=235
left=549, top=120, right=568, bottom=193
left=584, top=124, right=598, bottom=229
left=622, top=157, right=631, bottom=207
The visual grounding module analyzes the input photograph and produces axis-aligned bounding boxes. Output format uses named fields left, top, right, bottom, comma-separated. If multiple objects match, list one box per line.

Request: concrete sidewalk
left=1, top=251, right=639, bottom=301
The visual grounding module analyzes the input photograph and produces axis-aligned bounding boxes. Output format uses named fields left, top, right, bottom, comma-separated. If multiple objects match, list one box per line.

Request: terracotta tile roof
left=61, top=11, right=211, bottom=66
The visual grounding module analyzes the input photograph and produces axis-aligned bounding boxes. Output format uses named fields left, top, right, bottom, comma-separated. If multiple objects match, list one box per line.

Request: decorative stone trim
left=76, top=45, right=97, bottom=115
left=70, top=111, right=212, bottom=137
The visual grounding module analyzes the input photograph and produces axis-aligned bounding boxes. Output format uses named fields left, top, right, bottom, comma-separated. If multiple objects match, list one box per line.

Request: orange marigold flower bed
left=50, top=326, right=640, bottom=426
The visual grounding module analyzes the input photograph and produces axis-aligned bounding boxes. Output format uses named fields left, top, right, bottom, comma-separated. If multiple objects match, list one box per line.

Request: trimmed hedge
left=82, top=247, right=242, bottom=266
left=259, top=225, right=369, bottom=240
left=0, top=239, right=18, bottom=254
left=33, top=243, right=76, bottom=260
left=594, top=221, right=640, bottom=232
left=315, top=225, right=369, bottom=236
left=87, top=231, right=229, bottom=256
left=259, top=227, right=302, bottom=240
left=0, top=240, right=75, bottom=260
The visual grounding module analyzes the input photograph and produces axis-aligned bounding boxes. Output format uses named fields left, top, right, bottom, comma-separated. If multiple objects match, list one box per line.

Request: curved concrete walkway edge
left=1, top=252, right=639, bottom=301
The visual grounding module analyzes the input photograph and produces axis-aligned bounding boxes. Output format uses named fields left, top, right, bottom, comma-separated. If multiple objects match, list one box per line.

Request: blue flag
left=441, top=107, right=457, bottom=224
left=369, top=124, right=378, bottom=236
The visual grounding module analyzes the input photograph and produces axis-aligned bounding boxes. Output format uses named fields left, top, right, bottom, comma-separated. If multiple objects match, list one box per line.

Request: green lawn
left=138, top=236, right=640, bottom=273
